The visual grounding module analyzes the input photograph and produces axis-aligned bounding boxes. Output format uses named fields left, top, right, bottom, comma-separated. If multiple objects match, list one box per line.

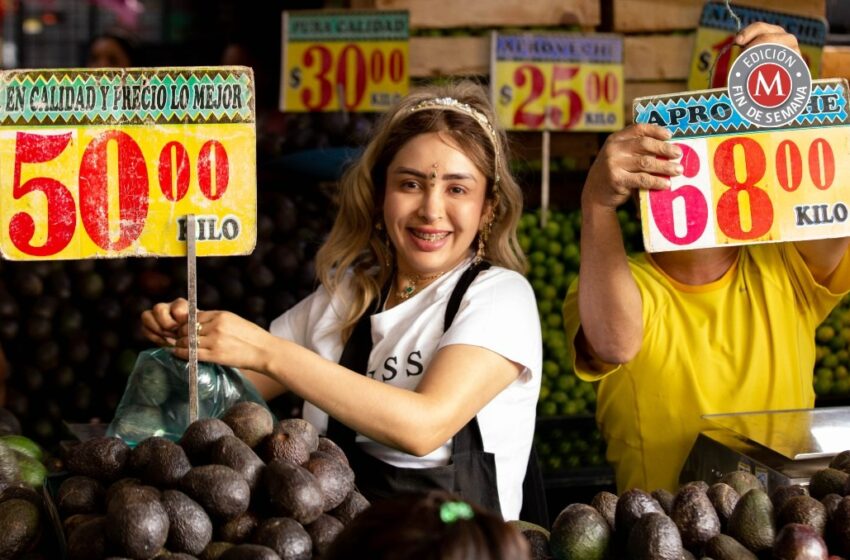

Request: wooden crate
left=822, top=46, right=850, bottom=80
left=624, top=81, right=688, bottom=122
left=350, top=0, right=600, bottom=29
left=410, top=36, right=488, bottom=77
left=612, top=0, right=826, bottom=33
left=624, top=34, right=694, bottom=81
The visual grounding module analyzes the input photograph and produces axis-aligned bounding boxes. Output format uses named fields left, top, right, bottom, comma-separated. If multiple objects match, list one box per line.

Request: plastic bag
left=107, top=347, right=272, bottom=445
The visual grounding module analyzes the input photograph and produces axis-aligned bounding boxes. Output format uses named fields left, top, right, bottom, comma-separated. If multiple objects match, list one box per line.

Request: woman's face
left=383, top=132, right=490, bottom=276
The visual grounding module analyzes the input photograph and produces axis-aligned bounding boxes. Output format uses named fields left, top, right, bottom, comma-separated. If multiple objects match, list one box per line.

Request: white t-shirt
left=269, top=257, right=542, bottom=520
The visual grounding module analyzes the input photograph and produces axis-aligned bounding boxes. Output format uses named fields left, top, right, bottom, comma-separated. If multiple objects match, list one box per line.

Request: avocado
left=329, top=489, right=369, bottom=525
left=0, top=435, right=43, bottom=462
left=135, top=359, right=173, bottom=406
left=253, top=517, right=312, bottom=560
left=106, top=488, right=170, bottom=559
left=707, top=482, right=739, bottom=529
left=14, top=452, right=46, bottom=488
left=200, top=541, right=234, bottom=560
left=614, top=488, right=665, bottom=543
left=507, top=520, right=551, bottom=560
left=651, top=488, right=675, bottom=515
left=0, top=440, right=20, bottom=484
left=63, top=512, right=102, bottom=536
left=590, top=490, right=617, bottom=530
left=0, top=407, right=21, bottom=436
left=179, top=419, right=235, bottom=464
left=627, top=512, right=683, bottom=560
left=67, top=515, right=107, bottom=560
left=671, top=484, right=721, bottom=551
left=181, top=465, right=251, bottom=520
left=106, top=480, right=161, bottom=511
left=158, top=553, right=199, bottom=560
left=66, top=436, right=130, bottom=481
left=56, top=475, right=105, bottom=516
left=727, top=488, right=775, bottom=554
left=0, top=481, right=43, bottom=508
left=305, top=514, right=344, bottom=557
left=550, top=503, right=611, bottom=560
left=216, top=510, right=259, bottom=544
left=771, top=484, right=808, bottom=512
left=209, top=435, right=266, bottom=490
left=829, top=450, right=850, bottom=474
left=680, top=480, right=709, bottom=493
left=161, top=489, right=213, bottom=556
left=277, top=419, right=319, bottom=453
left=130, top=437, right=192, bottom=488
left=704, top=533, right=758, bottom=560
left=302, top=451, right=355, bottom=511
left=260, top=429, right=311, bottom=466
left=218, top=544, right=281, bottom=560
left=778, top=495, right=827, bottom=536
left=821, top=492, right=843, bottom=519
left=316, top=437, right=348, bottom=467
left=719, top=471, right=763, bottom=496
left=264, top=459, right=324, bottom=525
left=0, top=498, right=40, bottom=559
left=221, top=402, right=274, bottom=449
left=810, top=468, right=849, bottom=499
left=112, top=405, right=166, bottom=444
left=828, top=495, right=850, bottom=556
left=773, top=523, right=829, bottom=560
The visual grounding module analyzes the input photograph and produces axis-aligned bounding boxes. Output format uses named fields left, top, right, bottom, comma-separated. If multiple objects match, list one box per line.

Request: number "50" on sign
left=10, top=131, right=230, bottom=257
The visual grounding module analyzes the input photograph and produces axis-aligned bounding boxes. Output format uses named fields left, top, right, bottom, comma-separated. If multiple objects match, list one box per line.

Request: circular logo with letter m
left=727, top=43, right=811, bottom=128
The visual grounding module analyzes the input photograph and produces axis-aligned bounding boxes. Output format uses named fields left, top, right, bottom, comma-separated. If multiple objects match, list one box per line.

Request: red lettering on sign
left=649, top=143, right=709, bottom=245
left=159, top=141, right=191, bottom=201
left=714, top=137, right=773, bottom=239
left=198, top=140, right=229, bottom=200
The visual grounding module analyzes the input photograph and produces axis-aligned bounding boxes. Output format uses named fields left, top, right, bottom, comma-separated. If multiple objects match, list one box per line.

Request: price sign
left=280, top=10, right=409, bottom=112
left=491, top=32, right=624, bottom=132
left=634, top=79, right=850, bottom=252
left=687, top=1, right=826, bottom=90
left=0, top=67, right=256, bottom=261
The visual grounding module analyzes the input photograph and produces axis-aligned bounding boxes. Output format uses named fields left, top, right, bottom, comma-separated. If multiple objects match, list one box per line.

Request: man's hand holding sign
left=562, top=22, right=850, bottom=493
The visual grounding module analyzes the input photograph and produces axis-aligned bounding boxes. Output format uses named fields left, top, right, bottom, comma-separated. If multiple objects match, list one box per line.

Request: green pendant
left=404, top=286, right=414, bottom=296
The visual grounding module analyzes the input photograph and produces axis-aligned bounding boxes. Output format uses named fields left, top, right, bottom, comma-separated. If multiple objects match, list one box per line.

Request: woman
left=142, top=81, right=542, bottom=520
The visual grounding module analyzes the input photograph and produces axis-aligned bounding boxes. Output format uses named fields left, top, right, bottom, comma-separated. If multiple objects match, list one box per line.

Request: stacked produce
left=534, top=424, right=606, bottom=475
left=515, top=451, right=850, bottom=560
left=815, top=294, right=850, bottom=398
left=517, top=208, right=643, bottom=418
left=54, top=402, right=368, bottom=560
left=0, top=186, right=336, bottom=448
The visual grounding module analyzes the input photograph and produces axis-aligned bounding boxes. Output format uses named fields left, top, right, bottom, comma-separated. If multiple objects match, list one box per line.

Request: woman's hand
left=735, top=22, right=801, bottom=56
left=141, top=298, right=189, bottom=347
left=581, top=123, right=683, bottom=210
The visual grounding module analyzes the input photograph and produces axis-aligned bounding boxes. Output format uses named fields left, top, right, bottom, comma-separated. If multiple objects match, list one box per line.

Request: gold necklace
left=397, top=270, right=447, bottom=300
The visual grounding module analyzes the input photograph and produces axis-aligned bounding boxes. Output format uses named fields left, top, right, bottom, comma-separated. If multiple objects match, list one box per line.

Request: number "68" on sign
left=11, top=131, right=229, bottom=257
left=648, top=135, right=835, bottom=245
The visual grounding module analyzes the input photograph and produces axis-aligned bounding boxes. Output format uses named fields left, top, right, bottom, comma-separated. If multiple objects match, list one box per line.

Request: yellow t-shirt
left=563, top=244, right=850, bottom=493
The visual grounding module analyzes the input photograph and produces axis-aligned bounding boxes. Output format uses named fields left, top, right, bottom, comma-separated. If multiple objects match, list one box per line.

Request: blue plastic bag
left=107, top=348, right=272, bottom=445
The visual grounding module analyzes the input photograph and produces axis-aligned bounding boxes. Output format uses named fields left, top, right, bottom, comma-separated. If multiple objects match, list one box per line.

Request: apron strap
left=327, top=260, right=491, bottom=457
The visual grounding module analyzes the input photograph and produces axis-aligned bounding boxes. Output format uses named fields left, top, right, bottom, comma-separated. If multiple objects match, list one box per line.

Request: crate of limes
left=814, top=293, right=850, bottom=398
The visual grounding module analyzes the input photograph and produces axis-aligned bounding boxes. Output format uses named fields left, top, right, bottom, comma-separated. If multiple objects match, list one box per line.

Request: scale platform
left=679, top=407, right=850, bottom=492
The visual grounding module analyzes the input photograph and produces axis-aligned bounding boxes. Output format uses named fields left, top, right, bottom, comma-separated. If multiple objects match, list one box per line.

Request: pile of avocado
left=517, top=452, right=850, bottom=560
left=54, top=402, right=368, bottom=560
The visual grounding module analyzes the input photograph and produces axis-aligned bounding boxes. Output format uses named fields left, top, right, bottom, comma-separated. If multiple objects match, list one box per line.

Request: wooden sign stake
left=541, top=130, right=551, bottom=228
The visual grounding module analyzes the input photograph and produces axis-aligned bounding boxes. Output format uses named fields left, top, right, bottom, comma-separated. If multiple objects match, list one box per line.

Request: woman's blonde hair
left=316, top=80, right=527, bottom=340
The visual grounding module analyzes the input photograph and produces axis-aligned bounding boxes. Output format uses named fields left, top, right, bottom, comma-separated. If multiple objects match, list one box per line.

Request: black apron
left=326, top=261, right=549, bottom=525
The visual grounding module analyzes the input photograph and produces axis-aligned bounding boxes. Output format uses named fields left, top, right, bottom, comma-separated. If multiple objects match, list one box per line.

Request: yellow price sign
left=281, top=10, right=409, bottom=112
left=634, top=80, right=850, bottom=252
left=687, top=1, right=826, bottom=90
left=491, top=33, right=624, bottom=132
left=0, top=67, right=256, bottom=260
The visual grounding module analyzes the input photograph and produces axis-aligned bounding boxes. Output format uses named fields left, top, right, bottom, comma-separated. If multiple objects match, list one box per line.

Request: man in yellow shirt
left=562, top=22, right=850, bottom=493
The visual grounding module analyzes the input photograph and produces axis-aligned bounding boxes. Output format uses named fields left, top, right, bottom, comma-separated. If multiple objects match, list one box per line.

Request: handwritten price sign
left=491, top=33, right=624, bottom=132
left=687, top=1, right=826, bottom=90
left=281, top=10, right=409, bottom=112
left=634, top=79, right=850, bottom=252
left=0, top=67, right=256, bottom=261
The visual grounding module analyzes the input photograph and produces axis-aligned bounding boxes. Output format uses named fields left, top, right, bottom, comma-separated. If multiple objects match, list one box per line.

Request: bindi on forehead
left=429, top=163, right=438, bottom=187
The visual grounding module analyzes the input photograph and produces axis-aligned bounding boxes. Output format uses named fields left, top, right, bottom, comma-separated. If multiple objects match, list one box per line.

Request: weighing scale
left=679, top=407, right=850, bottom=492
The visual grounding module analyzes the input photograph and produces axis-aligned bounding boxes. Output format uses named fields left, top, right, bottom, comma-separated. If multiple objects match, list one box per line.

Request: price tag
left=280, top=10, right=409, bottom=112
left=687, top=1, right=826, bottom=90
left=491, top=32, right=624, bottom=132
left=634, top=79, right=850, bottom=252
left=0, top=67, right=256, bottom=261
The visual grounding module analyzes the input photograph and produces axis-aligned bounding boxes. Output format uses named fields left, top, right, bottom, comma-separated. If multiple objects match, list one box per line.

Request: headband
left=408, top=97, right=501, bottom=188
